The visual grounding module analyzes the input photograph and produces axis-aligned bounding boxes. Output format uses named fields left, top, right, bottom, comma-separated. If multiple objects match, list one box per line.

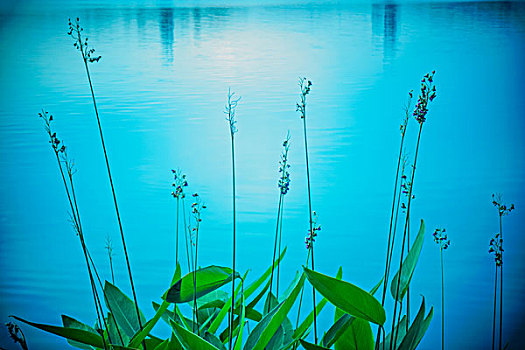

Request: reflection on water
left=1, top=1, right=525, bottom=349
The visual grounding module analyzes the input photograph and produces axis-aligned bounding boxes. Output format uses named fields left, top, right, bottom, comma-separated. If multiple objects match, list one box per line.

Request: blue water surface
left=1, top=0, right=524, bottom=349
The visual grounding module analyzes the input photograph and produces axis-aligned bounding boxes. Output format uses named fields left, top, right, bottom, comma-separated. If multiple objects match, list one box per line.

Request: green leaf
left=244, top=301, right=282, bottom=350
left=165, top=265, right=238, bottom=304
left=104, top=281, right=146, bottom=338
left=203, top=331, right=226, bottom=350
left=129, top=263, right=182, bottom=348
left=244, top=247, right=287, bottom=298
left=390, top=220, right=425, bottom=302
left=304, top=267, right=386, bottom=325
left=398, top=297, right=433, bottom=350
left=170, top=319, right=220, bottom=350
left=233, top=294, right=246, bottom=350
left=12, top=316, right=104, bottom=348
left=292, top=267, right=343, bottom=343
left=153, top=337, right=183, bottom=350
left=61, top=315, right=96, bottom=350
left=263, top=292, right=279, bottom=315
left=299, top=339, right=331, bottom=350
left=251, top=272, right=306, bottom=350
left=333, top=308, right=373, bottom=350
left=323, top=277, right=383, bottom=348
left=379, top=315, right=407, bottom=350
left=107, top=312, right=130, bottom=346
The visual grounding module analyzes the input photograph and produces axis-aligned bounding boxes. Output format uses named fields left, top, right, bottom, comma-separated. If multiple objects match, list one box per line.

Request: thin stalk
left=406, top=219, right=410, bottom=329
left=229, top=131, right=237, bottom=350
left=295, top=249, right=311, bottom=328
left=492, top=265, right=498, bottom=350
left=277, top=200, right=285, bottom=298
left=269, top=193, right=283, bottom=306
left=176, top=198, right=179, bottom=264
left=376, top=140, right=404, bottom=348
left=74, top=25, right=144, bottom=345
left=390, top=124, right=423, bottom=350
left=182, top=199, right=192, bottom=273
left=193, top=225, right=199, bottom=334
left=499, top=215, right=503, bottom=350
left=441, top=246, right=444, bottom=350
left=302, top=102, right=317, bottom=344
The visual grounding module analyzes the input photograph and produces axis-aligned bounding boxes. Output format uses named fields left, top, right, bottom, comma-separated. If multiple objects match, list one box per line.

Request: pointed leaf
left=333, top=307, right=373, bottom=350
left=104, top=281, right=146, bottom=338
left=129, top=263, right=181, bottom=348
left=299, top=339, right=331, bottom=350
left=398, top=297, right=433, bottom=350
left=12, top=316, right=104, bottom=348
left=379, top=315, right=407, bottom=350
left=61, top=315, right=96, bottom=350
left=165, top=265, right=239, bottom=303
left=305, top=268, right=386, bottom=325
left=390, top=220, right=425, bottom=302
left=171, top=319, right=220, bottom=350
left=251, top=273, right=306, bottom=350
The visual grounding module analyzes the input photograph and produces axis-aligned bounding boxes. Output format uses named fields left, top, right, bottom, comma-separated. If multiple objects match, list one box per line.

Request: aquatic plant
left=433, top=228, right=450, bottom=350
left=268, top=133, right=291, bottom=308
left=489, top=231, right=502, bottom=350
left=171, top=170, right=189, bottom=267
left=190, top=192, right=206, bottom=334
left=390, top=71, right=436, bottom=349
left=296, top=77, right=319, bottom=344
left=490, top=194, right=514, bottom=350
left=225, top=89, right=240, bottom=350
left=67, top=17, right=144, bottom=342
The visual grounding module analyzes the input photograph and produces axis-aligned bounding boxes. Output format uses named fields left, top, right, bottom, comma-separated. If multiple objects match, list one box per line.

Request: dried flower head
left=189, top=193, right=206, bottom=246
left=433, top=227, right=450, bottom=250
left=489, top=232, right=503, bottom=266
left=278, top=132, right=291, bottom=195
left=5, top=322, right=27, bottom=350
left=492, top=193, right=515, bottom=217
left=305, top=211, right=321, bottom=250
left=296, top=77, right=312, bottom=119
left=68, top=17, right=101, bottom=63
left=413, top=71, right=436, bottom=124
left=225, top=89, right=241, bottom=136
left=171, top=169, right=188, bottom=199
left=400, top=90, right=414, bottom=136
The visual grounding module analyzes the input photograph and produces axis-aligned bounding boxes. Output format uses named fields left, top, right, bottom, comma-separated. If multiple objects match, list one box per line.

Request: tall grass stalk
left=489, top=232, right=502, bottom=350
left=38, top=110, right=109, bottom=349
left=375, top=91, right=412, bottom=348
left=433, top=228, right=450, bottom=350
left=296, top=77, right=318, bottom=343
left=171, top=170, right=188, bottom=266
left=390, top=71, right=436, bottom=350
left=490, top=194, right=514, bottom=350
left=269, top=134, right=291, bottom=305
left=190, top=193, right=206, bottom=334
left=225, top=89, right=240, bottom=350
left=67, top=18, right=144, bottom=344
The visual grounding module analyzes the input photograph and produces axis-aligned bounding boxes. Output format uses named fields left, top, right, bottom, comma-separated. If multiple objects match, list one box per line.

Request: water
left=1, top=1, right=524, bottom=349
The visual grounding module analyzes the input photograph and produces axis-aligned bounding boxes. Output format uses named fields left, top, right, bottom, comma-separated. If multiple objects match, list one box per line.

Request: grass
left=433, top=228, right=450, bottom=350
left=225, top=89, right=240, bottom=350
left=67, top=18, right=144, bottom=347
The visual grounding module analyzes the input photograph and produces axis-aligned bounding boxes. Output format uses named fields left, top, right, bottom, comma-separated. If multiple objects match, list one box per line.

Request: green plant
left=433, top=228, right=450, bottom=350
left=489, top=194, right=514, bottom=350
left=268, top=133, right=291, bottom=308
left=105, top=235, right=115, bottom=285
left=67, top=18, right=144, bottom=344
left=296, top=77, right=319, bottom=344
left=225, top=89, right=241, bottom=350
left=390, top=71, right=436, bottom=349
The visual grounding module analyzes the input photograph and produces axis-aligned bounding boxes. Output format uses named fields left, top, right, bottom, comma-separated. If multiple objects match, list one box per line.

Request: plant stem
left=277, top=200, right=284, bottom=298
left=302, top=104, right=317, bottom=344
left=441, top=246, right=444, bottom=350
left=229, top=132, right=237, bottom=350
left=194, top=225, right=199, bottom=335
left=295, top=249, right=311, bottom=328
left=176, top=198, right=179, bottom=265
left=182, top=199, right=192, bottom=273
left=269, top=193, right=283, bottom=308
left=390, top=124, right=423, bottom=350
left=77, top=36, right=144, bottom=346
left=493, top=264, right=498, bottom=350
left=499, top=214, right=503, bottom=350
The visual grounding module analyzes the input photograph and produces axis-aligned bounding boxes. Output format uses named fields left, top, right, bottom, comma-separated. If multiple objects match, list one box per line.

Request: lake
left=0, top=0, right=524, bottom=349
